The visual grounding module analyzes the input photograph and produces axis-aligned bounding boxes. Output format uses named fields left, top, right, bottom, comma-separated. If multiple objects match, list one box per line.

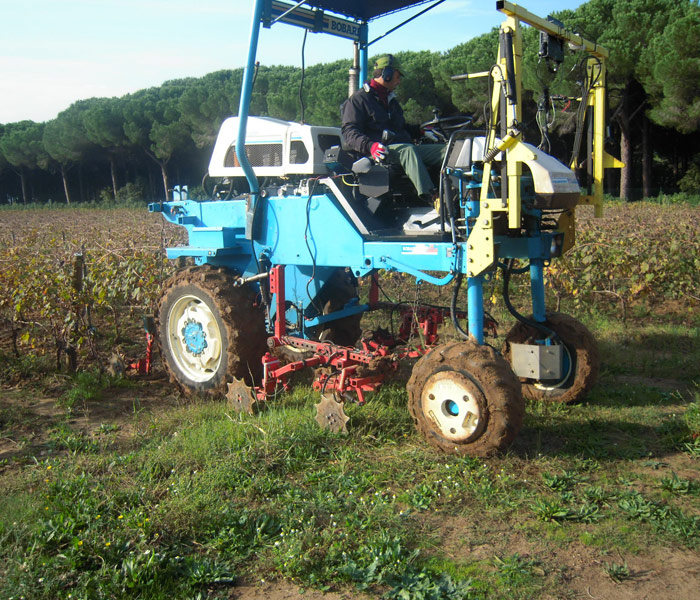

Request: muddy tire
left=157, top=265, right=268, bottom=395
left=406, top=340, right=524, bottom=456
left=502, top=312, right=599, bottom=404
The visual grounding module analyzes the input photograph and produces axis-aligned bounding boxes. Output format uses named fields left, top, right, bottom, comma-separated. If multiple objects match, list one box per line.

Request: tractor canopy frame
left=237, top=0, right=447, bottom=204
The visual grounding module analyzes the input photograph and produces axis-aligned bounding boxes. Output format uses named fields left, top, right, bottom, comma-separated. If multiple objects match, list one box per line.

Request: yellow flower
left=46, top=465, right=52, bottom=470
left=105, top=542, right=111, bottom=547
left=118, top=515, right=124, bottom=519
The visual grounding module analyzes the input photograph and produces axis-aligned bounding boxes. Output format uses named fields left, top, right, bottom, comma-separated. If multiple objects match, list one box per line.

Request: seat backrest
left=447, top=138, right=474, bottom=170
left=445, top=130, right=488, bottom=170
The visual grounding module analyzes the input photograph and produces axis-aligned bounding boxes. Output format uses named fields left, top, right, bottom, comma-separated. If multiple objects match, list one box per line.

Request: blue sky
left=1, top=1, right=585, bottom=124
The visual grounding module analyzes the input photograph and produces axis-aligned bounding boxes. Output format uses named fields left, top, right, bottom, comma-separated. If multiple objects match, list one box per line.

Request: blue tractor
left=150, top=1, right=621, bottom=456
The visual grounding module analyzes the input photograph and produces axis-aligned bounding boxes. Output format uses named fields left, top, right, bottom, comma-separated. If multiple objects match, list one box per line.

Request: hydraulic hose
left=451, top=272, right=469, bottom=340
left=501, top=30, right=518, bottom=107
left=501, top=259, right=559, bottom=341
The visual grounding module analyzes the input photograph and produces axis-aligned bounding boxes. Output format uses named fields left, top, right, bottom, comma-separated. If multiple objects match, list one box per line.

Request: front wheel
left=157, top=266, right=268, bottom=395
left=502, top=312, right=600, bottom=404
left=406, top=341, right=524, bottom=456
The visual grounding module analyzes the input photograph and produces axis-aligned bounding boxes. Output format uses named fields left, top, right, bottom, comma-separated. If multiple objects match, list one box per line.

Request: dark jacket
left=341, top=83, right=415, bottom=155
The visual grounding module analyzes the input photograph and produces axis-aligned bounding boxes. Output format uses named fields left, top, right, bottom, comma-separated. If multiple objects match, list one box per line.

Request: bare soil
left=229, top=580, right=372, bottom=599
left=566, top=546, right=700, bottom=600
left=0, top=375, right=174, bottom=466
left=422, top=513, right=700, bottom=600
left=612, top=374, right=696, bottom=401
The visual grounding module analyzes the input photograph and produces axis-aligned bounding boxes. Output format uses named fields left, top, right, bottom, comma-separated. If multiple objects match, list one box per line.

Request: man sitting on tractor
left=341, top=54, right=445, bottom=202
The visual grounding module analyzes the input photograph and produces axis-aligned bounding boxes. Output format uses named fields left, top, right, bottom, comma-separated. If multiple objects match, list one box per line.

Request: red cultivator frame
left=226, top=266, right=494, bottom=430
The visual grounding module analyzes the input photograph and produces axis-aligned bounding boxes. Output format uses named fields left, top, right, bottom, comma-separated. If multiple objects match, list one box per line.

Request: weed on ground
left=1, top=307, right=699, bottom=599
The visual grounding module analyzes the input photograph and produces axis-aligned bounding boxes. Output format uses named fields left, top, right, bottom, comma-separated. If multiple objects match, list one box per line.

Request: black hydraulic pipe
left=502, top=30, right=518, bottom=106
left=500, top=89, right=508, bottom=208
left=451, top=272, right=469, bottom=340
left=501, top=259, right=559, bottom=340
left=368, top=0, right=446, bottom=46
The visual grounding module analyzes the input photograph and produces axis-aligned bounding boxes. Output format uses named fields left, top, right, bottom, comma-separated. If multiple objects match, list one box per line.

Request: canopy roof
left=300, top=0, right=435, bottom=21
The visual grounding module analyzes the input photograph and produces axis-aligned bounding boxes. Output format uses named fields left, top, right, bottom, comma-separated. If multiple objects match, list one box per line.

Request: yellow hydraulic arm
left=466, top=1, right=623, bottom=275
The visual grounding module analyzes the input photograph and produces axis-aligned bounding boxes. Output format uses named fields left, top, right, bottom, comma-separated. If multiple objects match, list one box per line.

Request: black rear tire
left=502, top=312, right=599, bottom=404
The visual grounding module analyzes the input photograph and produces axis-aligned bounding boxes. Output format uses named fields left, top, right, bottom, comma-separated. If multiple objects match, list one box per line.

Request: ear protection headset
left=381, top=54, right=395, bottom=81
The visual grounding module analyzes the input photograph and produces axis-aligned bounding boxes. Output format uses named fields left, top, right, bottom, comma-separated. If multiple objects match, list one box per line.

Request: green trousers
left=387, top=143, right=446, bottom=197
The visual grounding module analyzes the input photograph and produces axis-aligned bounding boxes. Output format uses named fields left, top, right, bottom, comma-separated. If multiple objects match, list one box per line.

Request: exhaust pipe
left=348, top=42, right=360, bottom=97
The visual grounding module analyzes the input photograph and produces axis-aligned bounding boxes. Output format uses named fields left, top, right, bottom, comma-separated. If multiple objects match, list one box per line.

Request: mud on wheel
left=157, top=265, right=268, bottom=395
left=311, top=268, right=363, bottom=347
left=502, top=312, right=600, bottom=404
left=406, top=340, right=524, bottom=456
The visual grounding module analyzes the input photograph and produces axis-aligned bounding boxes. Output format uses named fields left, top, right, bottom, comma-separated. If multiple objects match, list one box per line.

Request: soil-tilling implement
left=150, top=1, right=621, bottom=455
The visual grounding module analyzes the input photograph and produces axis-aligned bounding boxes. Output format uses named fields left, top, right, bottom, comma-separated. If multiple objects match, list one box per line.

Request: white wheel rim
left=534, top=343, right=573, bottom=391
left=167, top=294, right=223, bottom=383
left=421, top=371, right=484, bottom=442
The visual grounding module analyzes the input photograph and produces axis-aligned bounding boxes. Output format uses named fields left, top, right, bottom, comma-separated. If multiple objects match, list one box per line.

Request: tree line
left=1, top=0, right=698, bottom=205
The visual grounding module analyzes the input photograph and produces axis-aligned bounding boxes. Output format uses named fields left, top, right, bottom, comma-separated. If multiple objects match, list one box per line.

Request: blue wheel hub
left=445, top=400, right=459, bottom=416
left=181, top=318, right=208, bottom=356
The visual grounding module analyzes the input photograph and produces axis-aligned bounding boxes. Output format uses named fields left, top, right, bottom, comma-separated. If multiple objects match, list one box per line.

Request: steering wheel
left=201, top=173, right=234, bottom=201
left=421, top=110, right=474, bottom=143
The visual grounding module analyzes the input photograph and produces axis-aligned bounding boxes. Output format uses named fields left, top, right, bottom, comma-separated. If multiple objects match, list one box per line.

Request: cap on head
left=374, top=54, right=403, bottom=79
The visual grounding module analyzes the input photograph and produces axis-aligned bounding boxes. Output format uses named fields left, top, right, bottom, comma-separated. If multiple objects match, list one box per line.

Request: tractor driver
left=341, top=54, right=445, bottom=202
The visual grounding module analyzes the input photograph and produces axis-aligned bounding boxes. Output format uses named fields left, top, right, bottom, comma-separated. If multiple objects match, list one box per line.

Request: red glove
left=370, top=142, right=387, bottom=161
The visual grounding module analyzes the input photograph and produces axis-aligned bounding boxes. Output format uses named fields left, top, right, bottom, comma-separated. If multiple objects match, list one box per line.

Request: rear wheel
left=502, top=312, right=599, bottom=404
left=313, top=268, right=362, bottom=347
left=157, top=265, right=268, bottom=395
left=406, top=340, right=524, bottom=456
left=272, top=270, right=361, bottom=376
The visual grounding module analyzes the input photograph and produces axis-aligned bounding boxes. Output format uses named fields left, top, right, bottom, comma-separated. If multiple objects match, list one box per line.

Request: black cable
left=320, top=368, right=341, bottom=395
left=484, top=65, right=503, bottom=153
left=451, top=272, right=469, bottom=340
left=374, top=276, right=395, bottom=304
left=252, top=61, right=260, bottom=90
left=570, top=59, right=589, bottom=165
left=501, top=259, right=559, bottom=341
left=299, top=29, right=308, bottom=124
left=304, top=178, right=323, bottom=314
left=498, top=259, right=528, bottom=274
left=570, top=55, right=602, bottom=168
left=536, top=85, right=553, bottom=153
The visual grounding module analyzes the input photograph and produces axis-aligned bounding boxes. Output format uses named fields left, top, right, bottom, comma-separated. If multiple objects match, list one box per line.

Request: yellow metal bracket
left=604, top=152, right=625, bottom=169
left=557, top=209, right=576, bottom=253
left=464, top=215, right=496, bottom=277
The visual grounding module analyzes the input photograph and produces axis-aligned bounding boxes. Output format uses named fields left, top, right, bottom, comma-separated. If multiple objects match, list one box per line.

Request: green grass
left=1, top=310, right=699, bottom=599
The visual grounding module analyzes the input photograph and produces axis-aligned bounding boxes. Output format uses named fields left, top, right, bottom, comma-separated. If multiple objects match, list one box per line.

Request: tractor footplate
left=226, top=377, right=258, bottom=414
left=315, top=393, right=350, bottom=433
